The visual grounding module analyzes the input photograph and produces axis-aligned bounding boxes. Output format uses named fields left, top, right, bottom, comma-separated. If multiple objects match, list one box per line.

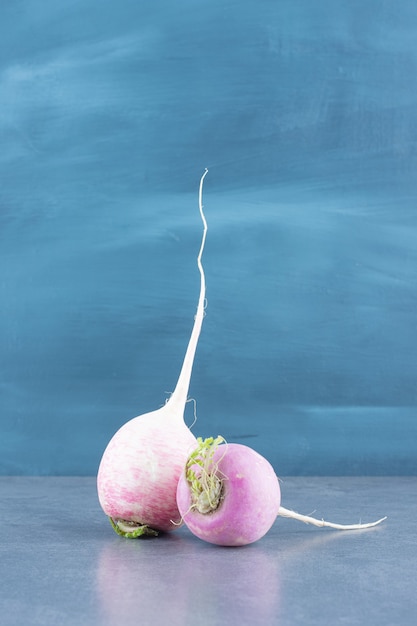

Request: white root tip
left=278, top=506, right=387, bottom=531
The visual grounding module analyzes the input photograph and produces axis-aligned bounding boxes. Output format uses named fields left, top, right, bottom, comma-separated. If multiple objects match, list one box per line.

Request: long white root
left=168, top=168, right=208, bottom=413
left=278, top=506, right=387, bottom=530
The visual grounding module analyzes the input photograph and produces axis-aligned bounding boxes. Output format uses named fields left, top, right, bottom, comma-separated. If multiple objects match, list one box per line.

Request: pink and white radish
left=97, top=169, right=209, bottom=536
left=176, top=437, right=387, bottom=546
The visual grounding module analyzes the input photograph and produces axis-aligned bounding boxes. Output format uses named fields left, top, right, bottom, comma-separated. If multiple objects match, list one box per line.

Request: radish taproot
left=97, top=169, right=209, bottom=536
left=176, top=437, right=387, bottom=546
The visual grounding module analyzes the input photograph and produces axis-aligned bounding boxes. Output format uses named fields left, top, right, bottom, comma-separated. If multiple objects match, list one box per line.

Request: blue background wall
left=1, top=0, right=417, bottom=475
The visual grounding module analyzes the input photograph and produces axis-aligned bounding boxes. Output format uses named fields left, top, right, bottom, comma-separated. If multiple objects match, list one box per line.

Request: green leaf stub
left=109, top=517, right=159, bottom=538
left=185, top=435, right=226, bottom=514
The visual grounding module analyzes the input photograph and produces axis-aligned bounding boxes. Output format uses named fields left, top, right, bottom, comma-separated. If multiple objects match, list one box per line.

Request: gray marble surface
left=1, top=476, right=416, bottom=625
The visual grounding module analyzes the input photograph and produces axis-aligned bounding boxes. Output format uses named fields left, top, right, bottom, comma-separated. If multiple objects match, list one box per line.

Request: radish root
left=167, top=168, right=209, bottom=413
left=278, top=506, right=387, bottom=530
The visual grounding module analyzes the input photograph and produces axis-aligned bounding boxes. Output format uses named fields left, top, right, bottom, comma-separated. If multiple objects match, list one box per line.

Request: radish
left=176, top=437, right=387, bottom=546
left=97, top=169, right=209, bottom=536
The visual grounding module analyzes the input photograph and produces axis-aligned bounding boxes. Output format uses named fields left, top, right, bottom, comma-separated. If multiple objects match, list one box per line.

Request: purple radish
left=176, top=437, right=387, bottom=546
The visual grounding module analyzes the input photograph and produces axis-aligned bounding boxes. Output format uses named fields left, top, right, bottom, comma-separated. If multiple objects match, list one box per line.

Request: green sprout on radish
left=185, top=436, right=226, bottom=514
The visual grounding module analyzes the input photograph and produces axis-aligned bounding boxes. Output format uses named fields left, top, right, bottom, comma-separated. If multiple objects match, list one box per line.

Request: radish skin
left=97, top=169, right=209, bottom=536
left=176, top=438, right=386, bottom=546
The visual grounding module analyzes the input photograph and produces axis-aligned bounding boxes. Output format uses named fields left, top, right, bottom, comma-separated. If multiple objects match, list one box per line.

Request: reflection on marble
left=96, top=536, right=281, bottom=624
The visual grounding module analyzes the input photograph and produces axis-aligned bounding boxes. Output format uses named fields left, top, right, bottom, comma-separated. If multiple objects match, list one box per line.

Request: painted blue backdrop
left=1, top=0, right=417, bottom=475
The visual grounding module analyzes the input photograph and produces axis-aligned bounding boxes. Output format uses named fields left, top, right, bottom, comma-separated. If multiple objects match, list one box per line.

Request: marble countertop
left=1, top=476, right=416, bottom=625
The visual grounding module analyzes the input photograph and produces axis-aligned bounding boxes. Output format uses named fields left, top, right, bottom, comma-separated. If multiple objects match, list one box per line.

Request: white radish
left=97, top=169, right=209, bottom=536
